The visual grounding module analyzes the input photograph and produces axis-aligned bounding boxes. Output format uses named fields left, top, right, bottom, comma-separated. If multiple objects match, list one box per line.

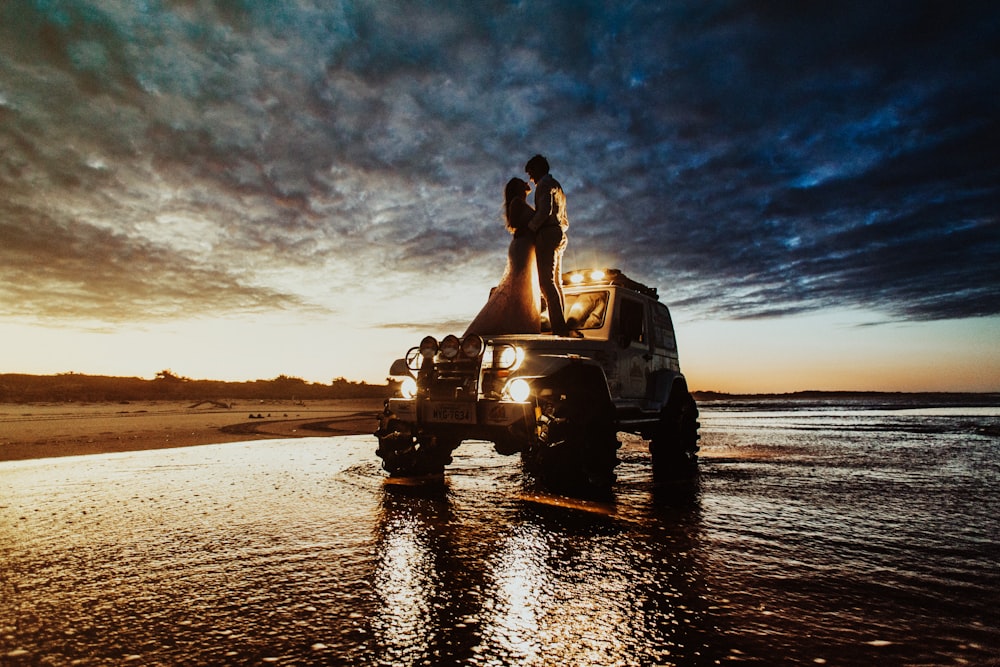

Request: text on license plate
left=428, top=403, right=475, bottom=423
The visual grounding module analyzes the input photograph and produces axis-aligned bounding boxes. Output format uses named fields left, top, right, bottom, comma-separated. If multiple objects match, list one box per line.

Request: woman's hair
left=503, top=177, right=528, bottom=231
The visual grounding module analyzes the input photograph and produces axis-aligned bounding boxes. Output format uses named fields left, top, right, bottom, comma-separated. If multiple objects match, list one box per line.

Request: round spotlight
left=505, top=378, right=532, bottom=402
left=461, top=334, right=484, bottom=358
left=496, top=344, right=524, bottom=370
left=589, top=269, right=606, bottom=281
left=399, top=377, right=418, bottom=399
left=419, top=336, right=438, bottom=358
left=569, top=272, right=584, bottom=284
left=440, top=334, right=461, bottom=359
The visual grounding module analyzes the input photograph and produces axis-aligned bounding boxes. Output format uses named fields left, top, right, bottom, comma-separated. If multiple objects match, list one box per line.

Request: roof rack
left=561, top=268, right=658, bottom=299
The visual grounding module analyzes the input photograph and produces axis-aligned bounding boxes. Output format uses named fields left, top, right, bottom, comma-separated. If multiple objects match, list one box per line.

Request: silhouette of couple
left=465, top=154, right=578, bottom=337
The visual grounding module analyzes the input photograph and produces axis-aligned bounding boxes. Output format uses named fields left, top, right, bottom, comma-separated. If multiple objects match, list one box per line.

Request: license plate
left=427, top=402, right=475, bottom=424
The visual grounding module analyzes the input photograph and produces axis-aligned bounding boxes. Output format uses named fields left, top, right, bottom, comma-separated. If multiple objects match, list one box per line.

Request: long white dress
left=464, top=202, right=542, bottom=336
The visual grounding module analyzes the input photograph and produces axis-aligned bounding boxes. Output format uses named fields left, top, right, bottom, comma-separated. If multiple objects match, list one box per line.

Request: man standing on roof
left=525, top=154, right=571, bottom=336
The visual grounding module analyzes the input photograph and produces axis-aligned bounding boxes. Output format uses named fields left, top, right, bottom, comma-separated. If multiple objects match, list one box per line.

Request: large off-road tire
left=649, top=390, right=700, bottom=478
left=375, top=406, right=457, bottom=477
left=522, top=367, right=621, bottom=489
left=493, top=435, right=524, bottom=456
left=493, top=416, right=536, bottom=456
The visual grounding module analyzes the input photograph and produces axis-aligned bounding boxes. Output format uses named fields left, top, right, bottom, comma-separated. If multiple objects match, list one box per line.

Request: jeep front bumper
left=387, top=397, right=535, bottom=431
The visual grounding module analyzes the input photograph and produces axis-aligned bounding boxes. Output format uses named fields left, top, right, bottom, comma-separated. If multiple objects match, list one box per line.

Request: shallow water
left=2, top=399, right=998, bottom=666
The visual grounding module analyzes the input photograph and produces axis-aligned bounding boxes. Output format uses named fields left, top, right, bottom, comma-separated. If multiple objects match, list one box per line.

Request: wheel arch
left=526, top=358, right=614, bottom=407
left=521, top=358, right=621, bottom=489
left=649, top=370, right=690, bottom=411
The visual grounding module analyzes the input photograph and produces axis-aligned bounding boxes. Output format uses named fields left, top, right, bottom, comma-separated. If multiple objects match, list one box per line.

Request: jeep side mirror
left=389, top=358, right=413, bottom=378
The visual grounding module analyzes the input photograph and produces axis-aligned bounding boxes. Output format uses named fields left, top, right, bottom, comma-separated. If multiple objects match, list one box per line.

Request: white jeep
left=376, top=268, right=700, bottom=488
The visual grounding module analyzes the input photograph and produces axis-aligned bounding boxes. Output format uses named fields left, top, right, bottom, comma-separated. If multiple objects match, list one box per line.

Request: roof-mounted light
left=561, top=268, right=659, bottom=299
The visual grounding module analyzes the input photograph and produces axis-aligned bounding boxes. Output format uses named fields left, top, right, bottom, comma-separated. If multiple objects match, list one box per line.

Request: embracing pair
left=465, top=154, right=576, bottom=337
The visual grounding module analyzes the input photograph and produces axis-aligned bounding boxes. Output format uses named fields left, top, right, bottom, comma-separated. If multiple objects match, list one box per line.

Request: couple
left=465, top=154, right=576, bottom=337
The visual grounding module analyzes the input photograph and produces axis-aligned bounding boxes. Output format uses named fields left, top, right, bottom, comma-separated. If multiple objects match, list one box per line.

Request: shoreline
left=0, top=398, right=385, bottom=462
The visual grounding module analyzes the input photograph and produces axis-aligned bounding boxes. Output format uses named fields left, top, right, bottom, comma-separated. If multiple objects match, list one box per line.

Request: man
left=525, top=154, right=572, bottom=336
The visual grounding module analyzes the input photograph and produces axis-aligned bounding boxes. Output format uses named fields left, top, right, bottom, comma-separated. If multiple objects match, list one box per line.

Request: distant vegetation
left=0, top=371, right=396, bottom=403
left=3, top=374, right=995, bottom=406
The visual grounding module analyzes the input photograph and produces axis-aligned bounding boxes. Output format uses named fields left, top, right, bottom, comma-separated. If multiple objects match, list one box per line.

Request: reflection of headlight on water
left=475, top=524, right=549, bottom=661
left=504, top=378, right=531, bottom=402
left=373, top=514, right=433, bottom=660
left=400, top=377, right=417, bottom=399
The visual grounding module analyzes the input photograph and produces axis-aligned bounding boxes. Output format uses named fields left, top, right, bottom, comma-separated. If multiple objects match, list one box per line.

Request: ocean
left=1, top=396, right=998, bottom=665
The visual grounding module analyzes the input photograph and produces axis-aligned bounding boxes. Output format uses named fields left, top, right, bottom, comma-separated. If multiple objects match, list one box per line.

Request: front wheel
left=649, top=390, right=700, bottom=478
left=375, top=405, right=456, bottom=476
left=523, top=371, right=621, bottom=490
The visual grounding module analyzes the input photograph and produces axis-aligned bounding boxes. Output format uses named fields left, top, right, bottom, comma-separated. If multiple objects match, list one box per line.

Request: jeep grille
left=424, top=355, right=480, bottom=400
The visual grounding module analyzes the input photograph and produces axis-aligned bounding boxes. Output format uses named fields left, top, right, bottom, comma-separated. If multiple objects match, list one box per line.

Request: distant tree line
left=0, top=371, right=398, bottom=403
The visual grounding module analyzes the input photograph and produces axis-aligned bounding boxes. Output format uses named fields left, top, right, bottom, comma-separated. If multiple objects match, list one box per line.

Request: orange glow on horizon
left=1, top=309, right=998, bottom=394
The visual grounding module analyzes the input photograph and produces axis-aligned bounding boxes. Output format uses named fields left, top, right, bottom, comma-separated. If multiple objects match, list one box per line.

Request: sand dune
left=0, top=398, right=384, bottom=462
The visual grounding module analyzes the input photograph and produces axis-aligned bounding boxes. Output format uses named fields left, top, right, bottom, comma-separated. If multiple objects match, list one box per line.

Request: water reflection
left=8, top=402, right=990, bottom=664
left=477, top=523, right=549, bottom=663
left=373, top=505, right=437, bottom=661
left=369, top=465, right=717, bottom=666
left=372, top=482, right=483, bottom=664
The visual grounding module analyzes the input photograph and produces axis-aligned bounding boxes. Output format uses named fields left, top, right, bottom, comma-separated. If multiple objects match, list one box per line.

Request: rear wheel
left=650, top=390, right=700, bottom=478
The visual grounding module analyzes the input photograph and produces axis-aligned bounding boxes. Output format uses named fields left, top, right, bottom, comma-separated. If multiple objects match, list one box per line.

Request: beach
left=2, top=397, right=997, bottom=665
left=0, top=398, right=385, bottom=462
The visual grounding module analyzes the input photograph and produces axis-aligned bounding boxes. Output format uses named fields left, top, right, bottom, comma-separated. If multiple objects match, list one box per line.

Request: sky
left=1, top=0, right=998, bottom=393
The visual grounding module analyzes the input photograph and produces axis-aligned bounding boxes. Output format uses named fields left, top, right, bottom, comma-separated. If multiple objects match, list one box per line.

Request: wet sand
left=0, top=398, right=385, bottom=462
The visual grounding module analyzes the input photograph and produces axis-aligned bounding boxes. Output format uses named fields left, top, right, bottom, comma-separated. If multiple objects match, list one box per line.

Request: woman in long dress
left=464, top=178, right=542, bottom=336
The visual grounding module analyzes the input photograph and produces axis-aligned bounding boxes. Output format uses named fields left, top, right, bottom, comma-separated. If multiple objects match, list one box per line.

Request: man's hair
left=525, top=154, right=550, bottom=176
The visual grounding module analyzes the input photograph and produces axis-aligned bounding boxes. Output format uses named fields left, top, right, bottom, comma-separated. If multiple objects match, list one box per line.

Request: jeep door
left=616, top=295, right=652, bottom=399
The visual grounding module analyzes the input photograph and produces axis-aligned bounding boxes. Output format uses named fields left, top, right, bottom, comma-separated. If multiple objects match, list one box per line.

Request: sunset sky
left=1, top=1, right=998, bottom=393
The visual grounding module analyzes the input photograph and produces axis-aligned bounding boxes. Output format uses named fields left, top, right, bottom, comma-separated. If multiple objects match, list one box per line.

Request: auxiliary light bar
left=561, top=268, right=658, bottom=298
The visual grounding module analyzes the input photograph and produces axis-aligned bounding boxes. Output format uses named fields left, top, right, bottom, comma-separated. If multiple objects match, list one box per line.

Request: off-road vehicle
left=376, top=268, right=699, bottom=487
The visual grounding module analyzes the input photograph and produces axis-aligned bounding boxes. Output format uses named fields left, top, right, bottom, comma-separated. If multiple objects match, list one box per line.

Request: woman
left=464, top=178, right=542, bottom=336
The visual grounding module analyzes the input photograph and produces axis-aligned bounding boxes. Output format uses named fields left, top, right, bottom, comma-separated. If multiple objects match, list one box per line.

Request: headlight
left=461, top=334, right=484, bottom=358
left=440, top=334, right=461, bottom=359
left=399, top=377, right=417, bottom=399
left=505, top=378, right=532, bottom=402
left=495, top=344, right=524, bottom=371
left=419, top=336, right=438, bottom=359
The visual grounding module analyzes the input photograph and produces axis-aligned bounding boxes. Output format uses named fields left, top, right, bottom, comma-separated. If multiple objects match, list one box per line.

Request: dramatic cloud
left=1, top=0, right=997, bottom=332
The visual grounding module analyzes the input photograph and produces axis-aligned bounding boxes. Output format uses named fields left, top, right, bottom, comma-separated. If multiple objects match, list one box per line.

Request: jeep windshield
left=564, top=290, right=609, bottom=330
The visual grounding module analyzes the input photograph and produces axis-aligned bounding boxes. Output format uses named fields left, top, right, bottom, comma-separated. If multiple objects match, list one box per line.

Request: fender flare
left=517, top=356, right=614, bottom=406
left=648, top=370, right=688, bottom=411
